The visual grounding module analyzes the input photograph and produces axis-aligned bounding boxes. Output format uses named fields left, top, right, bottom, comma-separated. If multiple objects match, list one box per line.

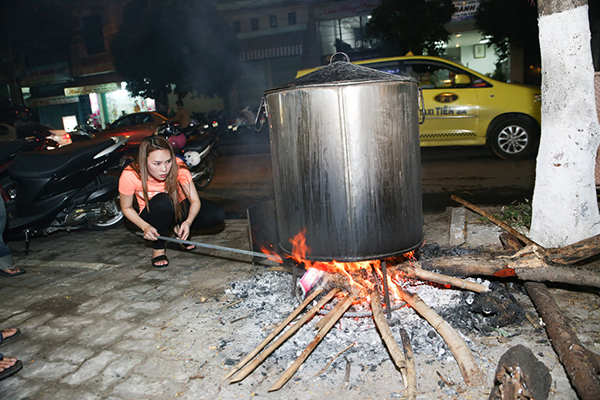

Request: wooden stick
left=222, top=288, right=324, bottom=381
left=544, top=233, right=600, bottom=264
left=399, top=266, right=489, bottom=293
left=382, top=261, right=392, bottom=319
left=370, top=290, right=408, bottom=387
left=398, top=289, right=483, bottom=387
left=228, top=288, right=340, bottom=383
left=314, top=342, right=356, bottom=376
left=450, top=195, right=544, bottom=250
left=269, top=293, right=356, bottom=392
left=524, top=282, right=600, bottom=400
left=399, top=328, right=417, bottom=400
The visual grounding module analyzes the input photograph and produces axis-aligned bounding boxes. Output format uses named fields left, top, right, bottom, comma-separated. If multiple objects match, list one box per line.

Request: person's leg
left=139, top=193, right=176, bottom=266
left=189, top=198, right=226, bottom=231
left=0, top=198, right=24, bottom=277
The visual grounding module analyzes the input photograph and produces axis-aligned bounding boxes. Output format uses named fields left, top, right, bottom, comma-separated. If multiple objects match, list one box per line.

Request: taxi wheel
left=489, top=117, right=538, bottom=160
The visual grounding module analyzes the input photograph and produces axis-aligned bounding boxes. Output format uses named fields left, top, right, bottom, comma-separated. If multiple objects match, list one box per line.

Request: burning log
left=419, top=250, right=600, bottom=289
left=397, top=289, right=484, bottom=387
left=370, top=290, right=408, bottom=385
left=228, top=288, right=341, bottom=384
left=399, top=328, right=417, bottom=400
left=269, top=292, right=357, bottom=392
left=524, top=282, right=600, bottom=400
left=397, top=265, right=489, bottom=293
left=222, top=288, right=324, bottom=381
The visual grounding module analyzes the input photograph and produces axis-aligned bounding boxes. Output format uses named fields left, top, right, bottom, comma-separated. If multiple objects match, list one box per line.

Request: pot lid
left=266, top=53, right=416, bottom=94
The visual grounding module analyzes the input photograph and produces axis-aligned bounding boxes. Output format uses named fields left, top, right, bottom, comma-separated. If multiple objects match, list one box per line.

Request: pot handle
left=418, top=87, right=426, bottom=125
left=329, top=52, right=351, bottom=64
left=255, top=97, right=268, bottom=132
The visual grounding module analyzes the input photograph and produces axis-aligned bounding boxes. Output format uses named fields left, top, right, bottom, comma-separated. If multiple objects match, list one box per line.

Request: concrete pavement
left=0, top=209, right=517, bottom=399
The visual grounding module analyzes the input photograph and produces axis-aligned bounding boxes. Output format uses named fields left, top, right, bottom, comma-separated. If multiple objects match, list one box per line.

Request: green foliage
left=492, top=200, right=532, bottom=229
left=366, top=0, right=455, bottom=57
left=475, top=0, right=539, bottom=63
left=111, top=0, right=240, bottom=100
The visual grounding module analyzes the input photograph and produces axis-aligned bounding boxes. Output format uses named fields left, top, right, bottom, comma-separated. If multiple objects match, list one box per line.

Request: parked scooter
left=155, top=123, right=218, bottom=190
left=0, top=134, right=60, bottom=201
left=5, top=136, right=130, bottom=252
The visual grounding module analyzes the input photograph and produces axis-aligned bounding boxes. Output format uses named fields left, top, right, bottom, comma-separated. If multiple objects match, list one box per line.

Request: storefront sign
left=27, top=95, right=79, bottom=107
left=314, top=0, right=379, bottom=21
left=452, top=0, right=480, bottom=21
left=21, top=62, right=71, bottom=86
left=64, top=83, right=120, bottom=96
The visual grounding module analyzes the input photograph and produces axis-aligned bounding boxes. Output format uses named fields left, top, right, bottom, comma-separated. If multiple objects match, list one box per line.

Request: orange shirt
left=119, top=158, right=192, bottom=212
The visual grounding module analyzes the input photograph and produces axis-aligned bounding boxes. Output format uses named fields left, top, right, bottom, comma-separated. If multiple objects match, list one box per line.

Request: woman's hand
left=143, top=225, right=160, bottom=241
left=175, top=221, right=192, bottom=241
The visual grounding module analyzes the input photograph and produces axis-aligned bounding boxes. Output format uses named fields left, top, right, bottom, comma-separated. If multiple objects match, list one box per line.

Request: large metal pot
left=265, top=59, right=423, bottom=262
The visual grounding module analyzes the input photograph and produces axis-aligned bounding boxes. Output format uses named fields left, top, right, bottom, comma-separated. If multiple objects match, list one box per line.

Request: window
left=288, top=12, right=297, bottom=25
left=251, top=18, right=259, bottom=31
left=270, top=15, right=278, bottom=28
left=81, top=15, right=105, bottom=55
left=233, top=21, right=241, bottom=33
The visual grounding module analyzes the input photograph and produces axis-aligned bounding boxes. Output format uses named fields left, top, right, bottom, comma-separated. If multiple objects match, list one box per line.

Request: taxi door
left=406, top=61, right=482, bottom=147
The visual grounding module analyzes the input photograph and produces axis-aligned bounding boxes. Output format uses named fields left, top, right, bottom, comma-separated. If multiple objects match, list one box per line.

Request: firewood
left=524, top=282, right=600, bottom=400
left=314, top=342, right=356, bottom=376
left=370, top=290, right=408, bottom=386
left=499, top=232, right=524, bottom=251
left=451, top=195, right=544, bottom=250
left=398, top=289, right=484, bottom=387
left=419, top=253, right=600, bottom=289
left=544, top=233, right=600, bottom=264
left=228, top=288, right=341, bottom=383
left=398, top=265, right=489, bottom=293
left=222, top=288, right=324, bottom=381
left=269, top=293, right=357, bottom=392
left=399, top=328, right=417, bottom=400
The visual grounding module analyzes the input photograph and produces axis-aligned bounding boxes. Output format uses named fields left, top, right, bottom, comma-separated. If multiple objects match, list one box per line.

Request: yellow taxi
left=296, top=56, right=541, bottom=160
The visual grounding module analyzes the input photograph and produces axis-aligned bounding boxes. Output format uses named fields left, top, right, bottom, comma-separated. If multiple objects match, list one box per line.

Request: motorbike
left=0, top=133, right=61, bottom=201
left=155, top=123, right=218, bottom=190
left=5, top=136, right=130, bottom=252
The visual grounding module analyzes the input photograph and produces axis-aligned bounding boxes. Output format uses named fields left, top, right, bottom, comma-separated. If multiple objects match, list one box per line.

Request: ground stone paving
left=0, top=214, right=593, bottom=399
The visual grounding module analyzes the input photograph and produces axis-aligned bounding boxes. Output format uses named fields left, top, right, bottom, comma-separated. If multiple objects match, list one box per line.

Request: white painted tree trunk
left=529, top=3, right=600, bottom=248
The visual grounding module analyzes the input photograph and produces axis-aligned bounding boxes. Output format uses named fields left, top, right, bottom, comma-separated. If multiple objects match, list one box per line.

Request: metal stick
left=381, top=261, right=392, bottom=319
left=135, top=232, right=276, bottom=260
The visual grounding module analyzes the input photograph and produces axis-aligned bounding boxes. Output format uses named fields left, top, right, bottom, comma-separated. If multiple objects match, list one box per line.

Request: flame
left=261, top=230, right=418, bottom=302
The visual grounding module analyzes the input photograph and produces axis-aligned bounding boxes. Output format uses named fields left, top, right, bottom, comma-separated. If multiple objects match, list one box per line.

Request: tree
left=111, top=0, right=240, bottom=107
left=366, top=0, right=455, bottom=57
left=475, top=0, right=539, bottom=63
left=529, top=0, right=600, bottom=248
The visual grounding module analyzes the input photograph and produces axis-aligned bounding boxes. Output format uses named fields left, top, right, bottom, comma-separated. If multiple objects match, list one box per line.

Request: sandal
left=151, top=254, right=169, bottom=268
left=0, top=354, right=22, bottom=381
left=0, top=267, right=26, bottom=277
left=0, top=329, right=21, bottom=346
left=179, top=243, right=196, bottom=251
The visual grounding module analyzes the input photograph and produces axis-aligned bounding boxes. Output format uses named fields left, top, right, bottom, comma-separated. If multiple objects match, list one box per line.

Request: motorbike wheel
left=91, top=197, right=124, bottom=230
left=192, top=154, right=216, bottom=190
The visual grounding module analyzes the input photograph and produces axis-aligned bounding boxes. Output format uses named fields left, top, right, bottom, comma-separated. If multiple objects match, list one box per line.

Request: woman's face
left=146, top=149, right=173, bottom=182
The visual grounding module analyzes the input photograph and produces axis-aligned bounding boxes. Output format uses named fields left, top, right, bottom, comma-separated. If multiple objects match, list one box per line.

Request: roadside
left=0, top=207, right=594, bottom=399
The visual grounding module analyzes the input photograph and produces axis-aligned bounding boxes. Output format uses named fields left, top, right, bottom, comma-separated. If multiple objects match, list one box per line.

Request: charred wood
left=524, top=282, right=600, bottom=400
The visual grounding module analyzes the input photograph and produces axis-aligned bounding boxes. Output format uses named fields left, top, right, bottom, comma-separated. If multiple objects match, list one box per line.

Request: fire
left=261, top=230, right=418, bottom=303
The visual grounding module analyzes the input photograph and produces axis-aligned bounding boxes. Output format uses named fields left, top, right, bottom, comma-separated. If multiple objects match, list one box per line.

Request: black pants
left=140, top=193, right=225, bottom=249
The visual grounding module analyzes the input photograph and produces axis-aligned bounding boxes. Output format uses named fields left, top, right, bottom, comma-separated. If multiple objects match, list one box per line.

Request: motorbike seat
left=0, top=140, right=33, bottom=163
left=185, top=133, right=215, bottom=152
left=10, top=138, right=117, bottom=179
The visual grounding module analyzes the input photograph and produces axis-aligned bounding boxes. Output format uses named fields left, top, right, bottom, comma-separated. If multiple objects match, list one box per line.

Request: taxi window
left=404, top=61, right=492, bottom=89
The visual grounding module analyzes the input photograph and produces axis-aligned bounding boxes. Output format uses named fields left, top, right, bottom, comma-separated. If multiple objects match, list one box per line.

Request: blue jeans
left=0, top=198, right=14, bottom=270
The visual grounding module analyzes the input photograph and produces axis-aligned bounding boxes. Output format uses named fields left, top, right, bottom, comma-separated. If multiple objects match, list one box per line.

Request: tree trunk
left=529, top=0, right=600, bottom=247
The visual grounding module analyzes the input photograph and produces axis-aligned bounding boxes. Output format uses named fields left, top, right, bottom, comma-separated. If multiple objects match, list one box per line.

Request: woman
left=119, top=135, right=224, bottom=267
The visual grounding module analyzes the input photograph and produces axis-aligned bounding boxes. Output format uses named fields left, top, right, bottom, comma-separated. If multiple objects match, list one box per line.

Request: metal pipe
left=135, top=232, right=275, bottom=260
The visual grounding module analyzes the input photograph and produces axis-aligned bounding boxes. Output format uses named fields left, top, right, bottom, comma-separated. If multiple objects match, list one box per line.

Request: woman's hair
left=134, top=135, right=185, bottom=221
